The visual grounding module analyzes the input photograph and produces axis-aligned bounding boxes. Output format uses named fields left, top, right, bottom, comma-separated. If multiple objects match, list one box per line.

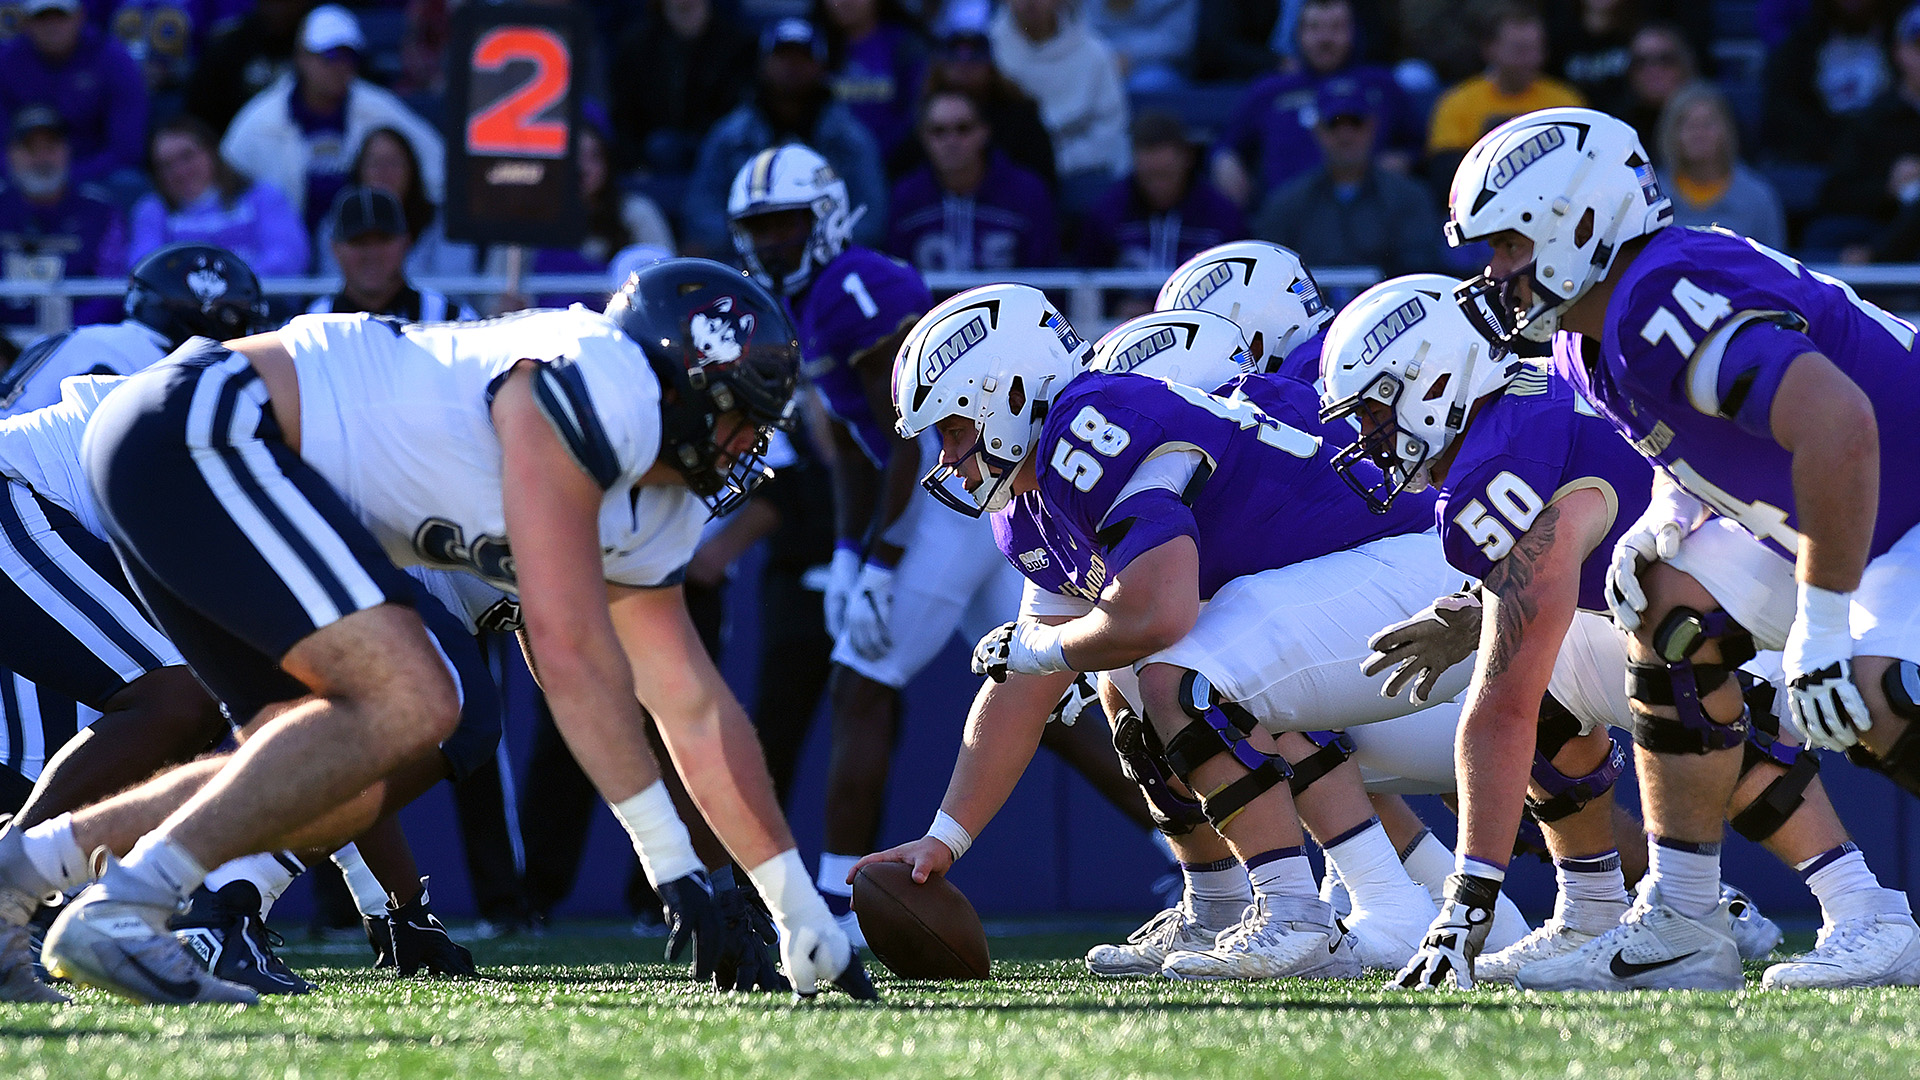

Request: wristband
left=1796, top=582, right=1853, bottom=641
left=1014, top=621, right=1072, bottom=675
left=926, top=810, right=974, bottom=862
left=1457, top=854, right=1507, bottom=884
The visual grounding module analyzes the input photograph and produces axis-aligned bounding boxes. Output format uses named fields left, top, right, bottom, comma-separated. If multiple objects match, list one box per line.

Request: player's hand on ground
left=779, top=911, right=878, bottom=1000
left=658, top=870, right=723, bottom=982
left=851, top=837, right=954, bottom=886
left=1391, top=874, right=1499, bottom=991
left=824, top=547, right=861, bottom=640
left=713, top=879, right=790, bottom=993
left=1364, top=588, right=1481, bottom=704
left=1048, top=672, right=1099, bottom=726
left=844, top=561, right=895, bottom=660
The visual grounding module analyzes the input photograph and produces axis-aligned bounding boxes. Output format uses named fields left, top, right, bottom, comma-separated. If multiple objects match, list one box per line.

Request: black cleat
left=172, top=881, right=314, bottom=996
left=365, top=877, right=474, bottom=977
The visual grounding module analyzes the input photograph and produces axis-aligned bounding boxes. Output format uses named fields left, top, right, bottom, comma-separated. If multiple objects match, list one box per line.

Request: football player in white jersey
left=0, top=259, right=873, bottom=1005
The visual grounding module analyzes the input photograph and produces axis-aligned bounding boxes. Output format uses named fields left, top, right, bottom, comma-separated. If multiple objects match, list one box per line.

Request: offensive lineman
left=0, top=259, right=873, bottom=1004
left=1322, top=275, right=1919, bottom=991
left=1445, top=106, right=1920, bottom=989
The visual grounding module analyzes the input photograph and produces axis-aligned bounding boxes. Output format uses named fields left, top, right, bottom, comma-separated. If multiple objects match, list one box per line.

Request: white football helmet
left=1319, top=274, right=1523, bottom=511
left=1155, top=241, right=1331, bottom=373
left=1089, top=309, right=1254, bottom=391
left=893, top=283, right=1091, bottom=516
left=727, top=143, right=858, bottom=297
left=1447, top=107, right=1671, bottom=343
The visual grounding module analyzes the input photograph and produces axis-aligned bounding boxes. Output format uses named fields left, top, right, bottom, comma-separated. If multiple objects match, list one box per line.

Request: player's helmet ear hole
left=1422, top=372, right=1451, bottom=401
left=1008, top=376, right=1027, bottom=415
left=1575, top=207, right=1595, bottom=248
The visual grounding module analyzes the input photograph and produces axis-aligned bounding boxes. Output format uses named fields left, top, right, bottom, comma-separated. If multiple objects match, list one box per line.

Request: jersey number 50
left=1453, top=471, right=1546, bottom=561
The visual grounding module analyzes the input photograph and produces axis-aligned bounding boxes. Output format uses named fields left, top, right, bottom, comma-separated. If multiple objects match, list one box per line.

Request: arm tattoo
left=1479, top=501, right=1563, bottom=681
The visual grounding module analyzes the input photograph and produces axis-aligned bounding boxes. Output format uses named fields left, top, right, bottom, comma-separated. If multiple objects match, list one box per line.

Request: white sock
left=204, top=851, right=305, bottom=919
left=1246, top=846, right=1315, bottom=901
left=19, top=813, right=89, bottom=892
left=1398, top=829, right=1454, bottom=896
left=1798, top=844, right=1896, bottom=922
left=331, top=844, right=390, bottom=918
left=121, top=833, right=208, bottom=904
left=816, top=853, right=858, bottom=899
left=1324, top=816, right=1419, bottom=916
left=1646, top=835, right=1720, bottom=919
left=610, top=781, right=702, bottom=887
left=1552, top=850, right=1629, bottom=932
left=1182, top=856, right=1251, bottom=925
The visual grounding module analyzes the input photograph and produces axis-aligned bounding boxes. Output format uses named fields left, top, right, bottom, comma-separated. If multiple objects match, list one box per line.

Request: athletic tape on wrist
left=927, top=810, right=973, bottom=861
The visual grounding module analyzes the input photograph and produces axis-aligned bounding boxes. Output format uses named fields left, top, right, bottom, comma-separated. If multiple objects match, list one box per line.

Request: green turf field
left=0, top=924, right=1914, bottom=1079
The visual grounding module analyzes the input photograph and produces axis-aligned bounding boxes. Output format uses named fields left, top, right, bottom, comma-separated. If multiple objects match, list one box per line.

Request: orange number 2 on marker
left=466, top=26, right=570, bottom=158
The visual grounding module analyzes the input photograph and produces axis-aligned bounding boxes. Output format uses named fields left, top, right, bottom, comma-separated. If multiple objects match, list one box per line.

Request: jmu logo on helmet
left=922, top=314, right=987, bottom=382
left=1108, top=326, right=1179, bottom=373
left=1175, top=262, right=1234, bottom=308
left=1489, top=126, right=1566, bottom=190
left=1356, top=297, right=1425, bottom=366
left=690, top=296, right=756, bottom=367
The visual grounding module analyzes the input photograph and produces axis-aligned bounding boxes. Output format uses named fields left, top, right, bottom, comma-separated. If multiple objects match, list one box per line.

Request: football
left=851, top=861, right=991, bottom=980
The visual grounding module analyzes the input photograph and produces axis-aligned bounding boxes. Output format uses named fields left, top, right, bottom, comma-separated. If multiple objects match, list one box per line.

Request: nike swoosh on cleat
left=121, top=949, right=208, bottom=1001
left=1609, top=950, right=1695, bottom=978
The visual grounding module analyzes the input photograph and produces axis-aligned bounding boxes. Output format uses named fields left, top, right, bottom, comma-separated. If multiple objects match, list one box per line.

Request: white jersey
left=305, top=288, right=477, bottom=323
left=0, top=374, right=121, bottom=536
left=0, top=322, right=169, bottom=418
left=408, top=565, right=518, bottom=636
left=279, top=308, right=705, bottom=590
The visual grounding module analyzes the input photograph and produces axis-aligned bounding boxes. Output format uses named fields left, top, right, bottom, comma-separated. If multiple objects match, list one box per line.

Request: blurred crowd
left=0, top=0, right=1916, bottom=333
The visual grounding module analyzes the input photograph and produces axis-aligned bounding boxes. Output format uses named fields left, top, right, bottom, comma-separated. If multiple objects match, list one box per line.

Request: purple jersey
left=1436, top=366, right=1652, bottom=613
left=1557, top=225, right=1920, bottom=559
left=793, top=245, right=932, bottom=466
left=992, top=371, right=1434, bottom=602
left=885, top=152, right=1059, bottom=272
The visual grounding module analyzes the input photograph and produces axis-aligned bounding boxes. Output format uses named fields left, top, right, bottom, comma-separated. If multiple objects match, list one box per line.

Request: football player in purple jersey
left=1153, top=241, right=1334, bottom=385
left=858, top=285, right=1505, bottom=980
left=1324, top=274, right=1920, bottom=991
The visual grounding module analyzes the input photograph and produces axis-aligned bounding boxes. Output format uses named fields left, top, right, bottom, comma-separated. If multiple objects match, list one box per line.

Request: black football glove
left=368, top=876, right=476, bottom=977
left=659, top=870, right=723, bottom=983
left=713, top=877, right=790, bottom=993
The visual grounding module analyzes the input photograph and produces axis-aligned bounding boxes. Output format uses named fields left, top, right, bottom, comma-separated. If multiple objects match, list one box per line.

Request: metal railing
left=2, top=263, right=1915, bottom=341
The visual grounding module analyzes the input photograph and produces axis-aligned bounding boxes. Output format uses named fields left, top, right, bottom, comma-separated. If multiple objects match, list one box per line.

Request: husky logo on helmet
left=1107, top=326, right=1180, bottom=373
left=689, top=296, right=756, bottom=367
left=1174, top=261, right=1235, bottom=309
left=1353, top=297, right=1425, bottom=367
left=1489, top=125, right=1566, bottom=191
left=186, top=260, right=227, bottom=304
left=1042, top=310, right=1084, bottom=355
left=923, top=314, right=987, bottom=382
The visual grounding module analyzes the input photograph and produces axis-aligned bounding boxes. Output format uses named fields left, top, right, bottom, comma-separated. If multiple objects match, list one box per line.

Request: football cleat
left=365, top=878, right=474, bottom=977
left=172, top=881, right=312, bottom=995
left=1342, top=891, right=1439, bottom=972
left=1514, top=884, right=1743, bottom=991
left=1161, top=896, right=1360, bottom=981
left=1472, top=917, right=1611, bottom=985
left=0, top=923, right=67, bottom=1003
left=1762, top=890, right=1920, bottom=989
left=0, top=821, right=62, bottom=929
left=1087, top=903, right=1230, bottom=977
left=42, top=856, right=258, bottom=1004
left=1723, top=884, right=1783, bottom=960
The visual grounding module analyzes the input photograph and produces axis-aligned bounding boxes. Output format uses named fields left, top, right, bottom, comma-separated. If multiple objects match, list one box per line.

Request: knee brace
left=1526, top=734, right=1626, bottom=824
left=1288, top=730, right=1357, bottom=798
left=1535, top=693, right=1585, bottom=761
left=1729, top=699, right=1821, bottom=842
left=1156, top=671, right=1292, bottom=832
left=1110, top=707, right=1207, bottom=836
left=1626, top=606, right=1754, bottom=755
left=1845, top=660, right=1920, bottom=798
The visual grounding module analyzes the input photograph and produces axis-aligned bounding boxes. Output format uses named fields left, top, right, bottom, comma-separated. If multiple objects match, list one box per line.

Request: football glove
left=366, top=877, right=475, bottom=977
left=1048, top=672, right=1100, bottom=727
left=1363, top=588, right=1482, bottom=705
left=971, top=621, right=1070, bottom=683
left=1783, top=583, right=1870, bottom=751
left=1606, top=476, right=1705, bottom=631
left=843, top=561, right=895, bottom=660
left=778, top=914, right=879, bottom=1001
left=824, top=547, right=860, bottom=640
left=713, top=878, right=789, bottom=993
left=1392, top=873, right=1500, bottom=991
left=659, top=870, right=723, bottom=983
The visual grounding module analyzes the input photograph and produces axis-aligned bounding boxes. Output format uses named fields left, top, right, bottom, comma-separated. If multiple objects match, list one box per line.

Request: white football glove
left=843, top=562, right=895, bottom=660
left=1392, top=873, right=1500, bottom=991
left=744, top=850, right=878, bottom=1000
left=1363, top=588, right=1482, bottom=705
left=1606, top=476, right=1706, bottom=631
left=971, top=620, right=1071, bottom=682
left=1783, top=583, right=1870, bottom=751
left=823, top=547, right=860, bottom=640
left=1048, top=672, right=1100, bottom=726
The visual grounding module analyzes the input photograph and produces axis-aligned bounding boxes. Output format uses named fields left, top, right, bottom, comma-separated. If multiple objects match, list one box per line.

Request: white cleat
left=1343, top=898, right=1437, bottom=971
left=1723, top=884, right=1783, bottom=960
left=1514, top=884, right=1743, bottom=991
left=1473, top=918, right=1608, bottom=986
left=1086, top=903, right=1226, bottom=977
left=1762, top=893, right=1920, bottom=989
left=1160, top=896, right=1360, bottom=981
left=42, top=857, right=257, bottom=1005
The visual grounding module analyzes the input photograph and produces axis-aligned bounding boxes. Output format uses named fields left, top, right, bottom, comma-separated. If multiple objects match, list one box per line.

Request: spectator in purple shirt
left=128, top=113, right=309, bottom=273
left=886, top=88, right=1058, bottom=270
left=0, top=105, right=129, bottom=328
left=0, top=0, right=149, bottom=189
left=816, top=0, right=928, bottom=164
left=1078, top=110, right=1245, bottom=278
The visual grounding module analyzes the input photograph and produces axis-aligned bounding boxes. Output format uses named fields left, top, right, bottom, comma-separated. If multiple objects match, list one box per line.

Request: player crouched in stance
left=1323, top=274, right=1919, bottom=991
left=859, top=285, right=1484, bottom=980
left=1434, top=106, right=1920, bottom=990
left=0, top=259, right=873, bottom=1004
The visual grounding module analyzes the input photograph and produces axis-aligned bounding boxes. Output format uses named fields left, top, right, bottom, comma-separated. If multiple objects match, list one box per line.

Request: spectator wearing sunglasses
left=885, top=88, right=1059, bottom=270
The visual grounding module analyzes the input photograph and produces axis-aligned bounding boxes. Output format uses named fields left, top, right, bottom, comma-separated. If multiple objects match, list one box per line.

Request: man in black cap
left=308, top=185, right=474, bottom=322
left=0, top=105, right=128, bottom=329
